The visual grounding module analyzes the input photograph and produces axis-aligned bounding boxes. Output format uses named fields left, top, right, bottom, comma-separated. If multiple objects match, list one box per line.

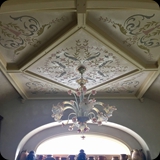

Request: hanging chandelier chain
left=76, top=65, right=88, bottom=88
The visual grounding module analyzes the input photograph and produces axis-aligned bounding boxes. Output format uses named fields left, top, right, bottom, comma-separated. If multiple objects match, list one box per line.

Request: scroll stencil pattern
left=0, top=15, right=67, bottom=58
left=99, top=14, right=160, bottom=60
left=37, top=40, right=129, bottom=88
left=104, top=73, right=145, bottom=94
left=22, top=75, right=60, bottom=95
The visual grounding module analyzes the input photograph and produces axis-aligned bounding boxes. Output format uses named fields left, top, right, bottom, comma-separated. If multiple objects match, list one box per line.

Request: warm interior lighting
left=36, top=135, right=130, bottom=155
left=51, top=65, right=117, bottom=139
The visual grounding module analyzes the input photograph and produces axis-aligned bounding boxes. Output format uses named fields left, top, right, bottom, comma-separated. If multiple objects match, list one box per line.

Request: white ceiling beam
left=1, top=0, right=159, bottom=14
left=0, top=53, right=7, bottom=70
left=136, top=58, right=160, bottom=98
left=87, top=0, right=159, bottom=10
left=77, top=13, right=86, bottom=28
left=76, top=0, right=87, bottom=28
left=136, top=70, right=160, bottom=99
left=1, top=0, right=159, bottom=15
left=93, top=94, right=138, bottom=100
left=76, top=0, right=87, bottom=13
left=0, top=64, right=27, bottom=100
left=0, top=0, right=76, bottom=14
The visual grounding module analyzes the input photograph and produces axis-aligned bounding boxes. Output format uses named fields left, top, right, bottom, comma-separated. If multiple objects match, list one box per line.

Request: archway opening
left=36, top=134, right=130, bottom=155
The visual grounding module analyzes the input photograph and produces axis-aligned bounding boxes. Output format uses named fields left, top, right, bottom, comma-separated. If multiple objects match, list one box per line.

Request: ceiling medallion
left=51, top=65, right=117, bottom=139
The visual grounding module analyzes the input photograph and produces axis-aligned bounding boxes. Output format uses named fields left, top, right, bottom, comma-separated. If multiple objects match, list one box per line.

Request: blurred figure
left=27, top=151, right=36, bottom=160
left=45, top=155, right=55, bottom=160
left=37, top=155, right=44, bottom=160
left=77, top=149, right=87, bottom=160
left=68, top=155, right=75, bottom=160
left=16, top=150, right=29, bottom=160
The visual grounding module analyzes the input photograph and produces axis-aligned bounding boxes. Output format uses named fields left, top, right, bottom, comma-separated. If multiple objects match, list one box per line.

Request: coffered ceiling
left=0, top=0, right=160, bottom=100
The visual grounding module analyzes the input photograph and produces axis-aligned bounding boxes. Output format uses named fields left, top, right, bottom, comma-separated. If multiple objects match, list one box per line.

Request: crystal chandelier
left=51, top=65, right=117, bottom=139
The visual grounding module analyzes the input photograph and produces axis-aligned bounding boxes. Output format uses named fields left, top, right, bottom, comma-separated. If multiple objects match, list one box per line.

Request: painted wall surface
left=0, top=86, right=160, bottom=160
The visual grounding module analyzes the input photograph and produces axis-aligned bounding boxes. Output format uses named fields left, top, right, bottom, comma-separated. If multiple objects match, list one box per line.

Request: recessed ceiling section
left=10, top=73, right=68, bottom=99
left=87, top=10, right=160, bottom=65
left=96, top=71, right=153, bottom=98
left=0, top=11, right=76, bottom=65
left=27, top=29, right=137, bottom=90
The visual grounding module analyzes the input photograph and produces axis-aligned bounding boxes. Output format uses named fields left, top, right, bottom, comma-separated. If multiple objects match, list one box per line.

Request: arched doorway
left=36, top=134, right=131, bottom=155
left=15, top=121, right=150, bottom=160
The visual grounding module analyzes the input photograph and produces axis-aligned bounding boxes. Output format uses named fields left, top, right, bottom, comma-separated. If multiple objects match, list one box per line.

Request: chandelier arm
left=72, top=92, right=79, bottom=104
left=94, top=102, right=104, bottom=106
left=74, top=101, right=79, bottom=111
left=63, top=101, right=79, bottom=112
left=93, top=103, right=110, bottom=115
left=64, top=100, right=79, bottom=111
left=84, top=102, right=102, bottom=115
left=66, top=112, right=76, bottom=125
left=63, top=106, right=77, bottom=114
left=87, top=92, right=92, bottom=100
left=92, top=102, right=107, bottom=112
left=91, top=107, right=100, bottom=113
left=103, top=108, right=110, bottom=114
left=88, top=112, right=96, bottom=119
left=63, top=101, right=74, bottom=105
left=67, top=112, right=76, bottom=124
left=68, top=112, right=76, bottom=118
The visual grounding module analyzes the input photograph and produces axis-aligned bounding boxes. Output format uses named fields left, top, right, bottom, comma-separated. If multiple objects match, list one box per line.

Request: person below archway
left=45, top=155, right=55, bottom=160
left=77, top=149, right=87, bottom=160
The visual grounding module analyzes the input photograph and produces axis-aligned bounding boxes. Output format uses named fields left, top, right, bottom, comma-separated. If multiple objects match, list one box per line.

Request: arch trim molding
left=15, top=121, right=151, bottom=160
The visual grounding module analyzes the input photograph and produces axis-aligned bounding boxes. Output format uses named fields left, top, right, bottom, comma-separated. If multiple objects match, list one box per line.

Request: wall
left=0, top=88, right=160, bottom=160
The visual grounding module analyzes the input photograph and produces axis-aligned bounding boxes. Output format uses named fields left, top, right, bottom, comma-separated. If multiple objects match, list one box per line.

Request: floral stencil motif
left=37, top=40, right=129, bottom=88
left=99, top=14, right=160, bottom=59
left=0, top=15, right=67, bottom=56
left=23, top=75, right=60, bottom=95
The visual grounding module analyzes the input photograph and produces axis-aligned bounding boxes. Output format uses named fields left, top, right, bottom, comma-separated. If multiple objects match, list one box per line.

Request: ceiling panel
left=10, top=73, right=68, bottom=99
left=100, top=71, right=151, bottom=96
left=0, top=11, right=76, bottom=64
left=88, top=10, right=160, bottom=64
left=27, top=29, right=137, bottom=90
